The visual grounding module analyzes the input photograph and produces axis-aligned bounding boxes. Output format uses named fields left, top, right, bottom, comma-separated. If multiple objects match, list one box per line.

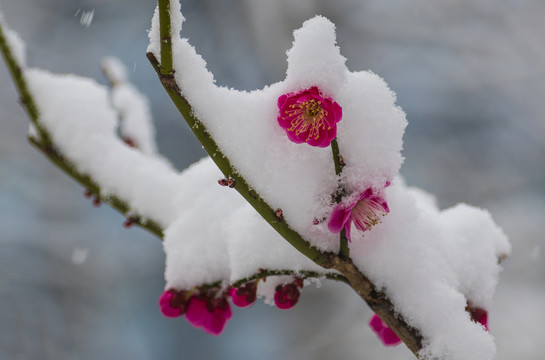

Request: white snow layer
left=101, top=56, right=158, bottom=155
left=22, top=59, right=330, bottom=291
left=163, top=157, right=327, bottom=290
left=149, top=2, right=510, bottom=359
left=25, top=69, right=181, bottom=227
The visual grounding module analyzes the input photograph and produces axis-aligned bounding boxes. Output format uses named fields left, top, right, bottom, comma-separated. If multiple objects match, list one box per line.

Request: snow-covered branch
left=1, top=2, right=512, bottom=359
left=147, top=1, right=511, bottom=359
left=0, top=10, right=346, bottom=336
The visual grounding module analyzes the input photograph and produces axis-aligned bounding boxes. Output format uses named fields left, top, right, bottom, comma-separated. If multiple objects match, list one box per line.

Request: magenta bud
left=369, top=314, right=401, bottom=346
left=159, top=289, right=188, bottom=318
left=229, top=282, right=257, bottom=308
left=186, top=295, right=232, bottom=336
left=274, top=283, right=300, bottom=310
left=467, top=304, right=489, bottom=331
left=92, top=197, right=101, bottom=207
left=218, top=179, right=229, bottom=186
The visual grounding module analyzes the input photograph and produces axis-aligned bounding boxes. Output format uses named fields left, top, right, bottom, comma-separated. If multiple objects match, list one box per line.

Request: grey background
left=1, top=0, right=544, bottom=359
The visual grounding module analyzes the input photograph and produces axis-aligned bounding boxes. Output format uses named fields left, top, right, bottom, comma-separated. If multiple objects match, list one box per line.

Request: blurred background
left=1, top=0, right=544, bottom=359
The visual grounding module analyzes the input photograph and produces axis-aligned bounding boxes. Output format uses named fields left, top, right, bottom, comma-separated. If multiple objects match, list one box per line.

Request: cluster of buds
left=369, top=302, right=490, bottom=348
left=217, top=178, right=235, bottom=188
left=158, top=288, right=232, bottom=336
left=83, top=189, right=101, bottom=207
left=159, top=278, right=306, bottom=335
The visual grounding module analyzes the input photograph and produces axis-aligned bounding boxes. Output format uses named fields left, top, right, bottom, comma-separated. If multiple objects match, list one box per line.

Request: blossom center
left=285, top=99, right=329, bottom=141
left=351, top=197, right=388, bottom=233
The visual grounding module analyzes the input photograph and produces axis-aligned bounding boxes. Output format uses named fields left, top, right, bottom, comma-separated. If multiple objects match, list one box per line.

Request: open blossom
left=369, top=314, right=402, bottom=346
left=185, top=295, right=233, bottom=336
left=277, top=86, right=342, bottom=147
left=328, top=187, right=389, bottom=241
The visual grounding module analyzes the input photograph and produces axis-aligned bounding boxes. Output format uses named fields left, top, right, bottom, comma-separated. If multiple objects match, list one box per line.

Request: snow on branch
left=0, top=10, right=346, bottom=337
left=147, top=1, right=511, bottom=359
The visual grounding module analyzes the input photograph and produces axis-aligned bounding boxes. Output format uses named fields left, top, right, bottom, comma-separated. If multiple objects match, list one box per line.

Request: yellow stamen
left=283, top=99, right=330, bottom=142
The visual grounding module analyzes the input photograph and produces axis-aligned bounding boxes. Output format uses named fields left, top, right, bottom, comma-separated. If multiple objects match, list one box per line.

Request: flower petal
left=185, top=297, right=209, bottom=328
left=328, top=204, right=350, bottom=234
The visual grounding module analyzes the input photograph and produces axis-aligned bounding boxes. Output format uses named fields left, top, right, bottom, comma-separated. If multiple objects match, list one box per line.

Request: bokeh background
left=1, top=0, right=544, bottom=359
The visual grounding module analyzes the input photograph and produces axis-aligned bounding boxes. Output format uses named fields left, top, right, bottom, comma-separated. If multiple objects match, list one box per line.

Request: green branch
left=197, top=269, right=348, bottom=292
left=232, top=269, right=348, bottom=288
left=0, top=21, right=50, bottom=145
left=331, top=138, right=349, bottom=258
left=149, top=4, right=425, bottom=356
left=157, top=0, right=174, bottom=76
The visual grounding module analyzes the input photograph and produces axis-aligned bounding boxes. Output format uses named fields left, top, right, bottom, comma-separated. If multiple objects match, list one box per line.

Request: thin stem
left=157, top=0, right=174, bottom=75
left=0, top=21, right=50, bottom=145
left=331, top=138, right=343, bottom=177
left=232, top=269, right=348, bottom=288
left=331, top=138, right=349, bottom=258
left=27, top=136, right=164, bottom=238
left=339, top=230, right=349, bottom=259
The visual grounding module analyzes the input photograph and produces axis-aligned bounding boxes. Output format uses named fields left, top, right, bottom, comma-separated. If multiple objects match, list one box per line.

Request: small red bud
left=275, top=209, right=284, bottom=220
left=84, top=189, right=93, bottom=198
left=92, top=197, right=101, bottom=207
left=293, top=278, right=304, bottom=289
left=123, top=137, right=137, bottom=148
left=218, top=179, right=229, bottom=186
left=227, top=179, right=235, bottom=188
left=123, top=218, right=133, bottom=228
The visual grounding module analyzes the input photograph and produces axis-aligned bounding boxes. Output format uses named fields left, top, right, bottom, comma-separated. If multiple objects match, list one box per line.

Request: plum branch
left=0, top=17, right=345, bottom=304
left=0, top=20, right=164, bottom=238
left=151, top=1, right=424, bottom=357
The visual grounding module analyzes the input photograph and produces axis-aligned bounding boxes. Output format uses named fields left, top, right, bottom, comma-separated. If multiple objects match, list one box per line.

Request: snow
left=80, top=10, right=94, bottom=28
left=20, top=56, right=335, bottom=294
left=148, top=2, right=511, bottom=359
left=148, top=8, right=405, bottom=253
left=102, top=56, right=158, bottom=154
left=350, top=179, right=509, bottom=359
left=25, top=68, right=182, bottom=227
left=0, top=10, right=26, bottom=66
left=162, top=157, right=337, bottom=290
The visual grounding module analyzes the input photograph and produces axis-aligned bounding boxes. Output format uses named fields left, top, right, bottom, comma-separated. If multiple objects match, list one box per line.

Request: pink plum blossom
left=185, top=295, right=233, bottom=336
left=158, top=289, right=188, bottom=318
left=277, top=86, right=342, bottom=147
left=328, top=187, right=389, bottom=241
left=369, top=314, right=402, bottom=346
left=229, top=282, right=257, bottom=308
